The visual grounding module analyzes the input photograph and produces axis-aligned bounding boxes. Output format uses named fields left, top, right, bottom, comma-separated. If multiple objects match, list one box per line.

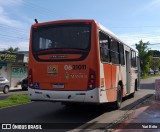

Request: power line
left=119, top=32, right=160, bottom=36
left=147, top=43, right=160, bottom=45
left=21, top=0, right=71, bottom=20
left=0, top=24, right=28, bottom=30
left=0, top=29, right=29, bottom=37
left=131, top=43, right=160, bottom=46
left=26, top=0, right=71, bottom=18
left=0, top=24, right=29, bottom=38
left=120, top=35, right=160, bottom=39
left=0, top=34, right=28, bottom=41
left=1, top=23, right=160, bottom=39
left=110, top=26, right=160, bottom=29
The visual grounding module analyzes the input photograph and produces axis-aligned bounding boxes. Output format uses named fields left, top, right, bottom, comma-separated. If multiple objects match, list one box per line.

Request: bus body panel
left=29, top=19, right=140, bottom=104
left=121, top=65, right=127, bottom=97
left=31, top=62, right=89, bottom=91
left=98, top=23, right=139, bottom=102
left=29, top=20, right=100, bottom=92
left=28, top=87, right=100, bottom=103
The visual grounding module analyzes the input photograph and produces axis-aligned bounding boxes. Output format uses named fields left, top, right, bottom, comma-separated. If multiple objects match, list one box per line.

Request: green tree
left=152, top=50, right=160, bottom=57
left=150, top=58, right=160, bottom=71
left=3, top=46, right=20, bottom=53
left=135, top=40, right=153, bottom=76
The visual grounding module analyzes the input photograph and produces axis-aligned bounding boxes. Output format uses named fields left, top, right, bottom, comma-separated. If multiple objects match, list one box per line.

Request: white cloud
left=17, top=41, right=29, bottom=51
left=0, top=0, right=30, bottom=28
left=0, top=0, right=31, bottom=51
left=0, top=41, right=29, bottom=51
left=118, top=32, right=160, bottom=50
left=0, top=6, right=23, bottom=27
left=0, top=0, right=23, bottom=7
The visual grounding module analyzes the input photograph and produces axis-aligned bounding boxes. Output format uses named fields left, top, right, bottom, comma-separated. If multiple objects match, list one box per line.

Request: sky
left=0, top=0, right=160, bottom=51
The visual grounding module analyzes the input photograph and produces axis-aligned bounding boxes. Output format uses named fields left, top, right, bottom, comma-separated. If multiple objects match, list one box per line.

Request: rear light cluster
left=28, top=69, right=33, bottom=88
left=88, top=69, right=96, bottom=90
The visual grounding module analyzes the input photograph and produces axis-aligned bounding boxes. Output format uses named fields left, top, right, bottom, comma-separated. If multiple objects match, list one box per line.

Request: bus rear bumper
left=28, top=87, right=107, bottom=104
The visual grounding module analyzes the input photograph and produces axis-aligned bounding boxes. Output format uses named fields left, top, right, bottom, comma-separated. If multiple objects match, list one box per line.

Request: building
left=0, top=51, right=28, bottom=89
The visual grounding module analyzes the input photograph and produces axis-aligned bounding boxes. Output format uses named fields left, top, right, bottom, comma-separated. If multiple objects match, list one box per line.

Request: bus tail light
left=88, top=69, right=96, bottom=90
left=28, top=69, right=33, bottom=88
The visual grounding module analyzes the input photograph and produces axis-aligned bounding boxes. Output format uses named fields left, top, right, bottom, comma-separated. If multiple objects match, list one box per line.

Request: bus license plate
left=53, top=84, right=64, bottom=88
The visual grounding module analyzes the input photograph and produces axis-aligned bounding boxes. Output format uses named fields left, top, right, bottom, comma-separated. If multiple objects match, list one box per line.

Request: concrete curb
left=69, top=94, right=154, bottom=131
left=106, top=94, right=154, bottom=131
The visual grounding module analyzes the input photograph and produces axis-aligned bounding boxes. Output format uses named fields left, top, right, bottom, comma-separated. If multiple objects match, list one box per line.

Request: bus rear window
left=32, top=23, right=91, bottom=52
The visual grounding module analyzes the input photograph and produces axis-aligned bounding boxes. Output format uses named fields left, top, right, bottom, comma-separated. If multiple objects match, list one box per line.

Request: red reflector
left=90, top=80, right=94, bottom=83
left=28, top=69, right=33, bottom=88
left=90, top=75, right=94, bottom=79
left=88, top=69, right=96, bottom=90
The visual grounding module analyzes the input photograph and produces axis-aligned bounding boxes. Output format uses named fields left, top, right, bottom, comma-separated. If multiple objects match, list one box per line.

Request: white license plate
left=53, top=84, right=64, bottom=88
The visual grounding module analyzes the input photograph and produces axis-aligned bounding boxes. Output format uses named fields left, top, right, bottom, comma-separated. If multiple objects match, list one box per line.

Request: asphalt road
left=140, top=76, right=160, bottom=90
left=0, top=77, right=158, bottom=130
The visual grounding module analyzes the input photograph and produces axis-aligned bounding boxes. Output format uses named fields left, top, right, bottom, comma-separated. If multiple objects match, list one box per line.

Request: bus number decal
left=72, top=65, right=86, bottom=70
left=64, top=65, right=86, bottom=70
left=64, top=65, right=72, bottom=70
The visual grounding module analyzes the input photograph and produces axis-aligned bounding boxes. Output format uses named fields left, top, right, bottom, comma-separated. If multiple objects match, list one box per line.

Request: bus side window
left=99, top=31, right=110, bottom=62
left=131, top=50, right=136, bottom=67
left=119, top=43, right=125, bottom=65
left=110, top=39, right=120, bottom=64
left=135, top=52, right=137, bottom=67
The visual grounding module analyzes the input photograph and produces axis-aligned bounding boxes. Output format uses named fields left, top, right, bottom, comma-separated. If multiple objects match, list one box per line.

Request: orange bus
left=28, top=19, right=140, bottom=109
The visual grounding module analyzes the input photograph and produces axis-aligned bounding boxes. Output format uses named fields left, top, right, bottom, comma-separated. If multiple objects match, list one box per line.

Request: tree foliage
left=152, top=50, right=160, bottom=57
left=150, top=58, right=160, bottom=71
left=3, top=47, right=20, bottom=53
left=135, top=40, right=153, bottom=76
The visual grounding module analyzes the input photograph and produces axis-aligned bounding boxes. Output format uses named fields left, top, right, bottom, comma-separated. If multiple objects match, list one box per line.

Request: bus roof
left=32, top=19, right=96, bottom=27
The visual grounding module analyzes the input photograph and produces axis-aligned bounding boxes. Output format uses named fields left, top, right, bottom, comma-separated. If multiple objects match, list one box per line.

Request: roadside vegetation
left=0, top=94, right=31, bottom=108
left=141, top=74, right=160, bottom=79
left=135, top=40, right=160, bottom=78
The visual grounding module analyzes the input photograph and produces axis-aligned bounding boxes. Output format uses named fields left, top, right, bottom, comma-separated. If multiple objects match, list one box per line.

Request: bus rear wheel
left=114, top=85, right=122, bottom=109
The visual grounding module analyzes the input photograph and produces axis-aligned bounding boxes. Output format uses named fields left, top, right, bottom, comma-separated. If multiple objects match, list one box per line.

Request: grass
left=0, top=94, right=31, bottom=108
left=141, top=74, right=160, bottom=79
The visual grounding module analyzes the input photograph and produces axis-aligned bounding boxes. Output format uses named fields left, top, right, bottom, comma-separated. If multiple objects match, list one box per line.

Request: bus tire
left=130, top=91, right=135, bottom=98
left=114, top=85, right=122, bottom=109
left=135, top=79, right=138, bottom=91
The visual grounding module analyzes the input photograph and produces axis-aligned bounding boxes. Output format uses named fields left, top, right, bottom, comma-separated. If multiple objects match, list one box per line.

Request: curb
left=105, top=94, right=154, bottom=131
left=70, top=94, right=154, bottom=131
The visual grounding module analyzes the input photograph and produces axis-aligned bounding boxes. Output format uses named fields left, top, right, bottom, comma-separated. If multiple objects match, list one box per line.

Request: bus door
left=137, top=56, right=141, bottom=88
left=125, top=51, right=131, bottom=94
